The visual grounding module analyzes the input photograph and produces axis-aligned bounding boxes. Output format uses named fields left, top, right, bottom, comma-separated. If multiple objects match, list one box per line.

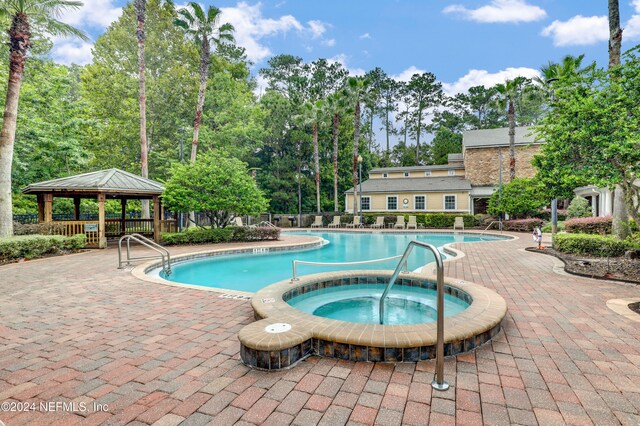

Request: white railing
left=291, top=254, right=403, bottom=281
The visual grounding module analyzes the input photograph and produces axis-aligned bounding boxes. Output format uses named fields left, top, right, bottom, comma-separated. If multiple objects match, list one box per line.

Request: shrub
left=553, top=233, right=633, bottom=257
left=501, top=218, right=544, bottom=232
left=565, top=216, right=612, bottom=235
left=487, top=178, right=549, bottom=219
left=541, top=221, right=565, bottom=233
left=0, top=234, right=86, bottom=262
left=566, top=196, right=592, bottom=219
left=162, top=226, right=280, bottom=245
left=13, top=222, right=65, bottom=236
left=360, top=213, right=478, bottom=228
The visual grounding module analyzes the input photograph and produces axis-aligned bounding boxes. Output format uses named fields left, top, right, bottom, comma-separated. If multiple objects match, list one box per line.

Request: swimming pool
left=156, top=231, right=507, bottom=293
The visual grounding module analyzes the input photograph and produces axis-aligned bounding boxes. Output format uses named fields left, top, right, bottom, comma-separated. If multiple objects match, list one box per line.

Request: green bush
left=541, top=221, right=565, bottom=233
left=162, top=226, right=280, bottom=245
left=0, top=234, right=86, bottom=261
left=487, top=178, right=548, bottom=219
left=566, top=196, right=592, bottom=219
left=565, top=216, right=612, bottom=235
left=361, top=213, right=477, bottom=228
left=553, top=233, right=633, bottom=257
left=13, top=222, right=65, bottom=236
left=502, top=218, right=544, bottom=232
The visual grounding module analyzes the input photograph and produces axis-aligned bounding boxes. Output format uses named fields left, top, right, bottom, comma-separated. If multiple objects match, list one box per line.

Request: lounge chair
left=370, top=216, right=385, bottom=229
left=310, top=216, right=323, bottom=228
left=346, top=216, right=362, bottom=228
left=453, top=216, right=464, bottom=231
left=327, top=216, right=341, bottom=228
left=407, top=216, right=418, bottom=229
left=233, top=217, right=244, bottom=227
left=393, top=215, right=405, bottom=229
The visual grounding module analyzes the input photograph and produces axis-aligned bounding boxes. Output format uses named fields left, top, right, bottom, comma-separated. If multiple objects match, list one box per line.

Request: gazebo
left=22, top=169, right=174, bottom=248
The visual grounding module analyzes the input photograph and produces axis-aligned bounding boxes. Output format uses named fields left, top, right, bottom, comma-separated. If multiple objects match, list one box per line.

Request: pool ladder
left=379, top=240, right=449, bottom=391
left=117, top=233, right=171, bottom=275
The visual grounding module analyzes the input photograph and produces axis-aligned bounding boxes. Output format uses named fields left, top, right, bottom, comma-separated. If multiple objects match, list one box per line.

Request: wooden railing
left=160, top=220, right=177, bottom=233
left=105, top=219, right=154, bottom=237
left=51, top=220, right=100, bottom=247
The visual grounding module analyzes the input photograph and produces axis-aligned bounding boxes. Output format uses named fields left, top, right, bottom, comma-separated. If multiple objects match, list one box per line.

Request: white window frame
left=361, top=196, right=371, bottom=211
left=443, top=194, right=457, bottom=210
left=448, top=169, right=455, bottom=176
left=404, top=172, right=410, bottom=177
left=414, top=195, right=426, bottom=210
left=386, top=195, right=398, bottom=211
left=424, top=171, right=432, bottom=177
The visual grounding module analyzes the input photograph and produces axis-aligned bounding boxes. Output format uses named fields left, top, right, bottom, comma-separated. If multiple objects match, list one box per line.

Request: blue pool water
left=287, top=284, right=470, bottom=325
left=159, top=231, right=506, bottom=292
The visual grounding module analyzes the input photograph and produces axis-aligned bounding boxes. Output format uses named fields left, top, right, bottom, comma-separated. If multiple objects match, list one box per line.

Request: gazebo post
left=97, top=193, right=106, bottom=248
left=153, top=196, right=161, bottom=243
left=120, top=198, right=127, bottom=236
left=73, top=197, right=81, bottom=220
left=43, top=194, right=53, bottom=223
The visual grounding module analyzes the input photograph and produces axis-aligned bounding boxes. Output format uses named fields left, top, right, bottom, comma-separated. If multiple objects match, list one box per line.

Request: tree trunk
left=352, top=100, right=360, bottom=214
left=385, top=98, right=390, bottom=153
left=136, top=0, right=150, bottom=219
left=416, top=109, right=422, bottom=164
left=0, top=13, right=30, bottom=238
left=332, top=112, right=339, bottom=212
left=508, top=100, right=516, bottom=181
left=191, top=38, right=210, bottom=163
left=612, top=185, right=630, bottom=239
left=608, top=0, right=622, bottom=68
left=313, top=123, right=320, bottom=214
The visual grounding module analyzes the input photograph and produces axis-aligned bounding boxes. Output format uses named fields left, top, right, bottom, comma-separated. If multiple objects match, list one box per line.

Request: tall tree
left=175, top=2, right=234, bottom=162
left=494, top=76, right=530, bottom=180
left=324, top=92, right=346, bottom=212
left=0, top=0, right=87, bottom=237
left=298, top=100, right=323, bottom=213
left=135, top=0, right=151, bottom=217
left=378, top=75, right=399, bottom=153
left=345, top=76, right=369, bottom=214
left=404, top=72, right=443, bottom=163
left=608, top=0, right=628, bottom=239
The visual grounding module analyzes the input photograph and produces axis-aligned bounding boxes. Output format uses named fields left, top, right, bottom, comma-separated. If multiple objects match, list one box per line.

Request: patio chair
left=453, top=216, right=464, bottom=231
left=310, top=216, right=323, bottom=228
left=407, top=216, right=418, bottom=229
left=345, top=216, right=362, bottom=228
left=393, top=215, right=405, bottom=229
left=233, top=217, right=244, bottom=227
left=370, top=216, right=385, bottom=229
left=327, top=216, right=341, bottom=228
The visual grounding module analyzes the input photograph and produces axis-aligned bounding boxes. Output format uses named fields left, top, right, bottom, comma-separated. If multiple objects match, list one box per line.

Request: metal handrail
left=118, top=233, right=171, bottom=275
left=480, top=220, right=503, bottom=235
left=291, top=254, right=404, bottom=281
left=378, top=240, right=449, bottom=391
left=256, top=221, right=277, bottom=228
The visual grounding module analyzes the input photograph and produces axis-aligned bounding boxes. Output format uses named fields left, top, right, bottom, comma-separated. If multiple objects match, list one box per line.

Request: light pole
left=357, top=155, right=363, bottom=226
left=546, top=78, right=559, bottom=235
left=178, top=127, right=185, bottom=232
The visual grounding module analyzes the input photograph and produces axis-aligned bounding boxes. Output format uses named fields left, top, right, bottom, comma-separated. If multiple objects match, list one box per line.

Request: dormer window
left=425, top=171, right=432, bottom=177
left=383, top=173, right=388, bottom=178
left=404, top=172, right=410, bottom=177
left=448, top=170, right=455, bottom=176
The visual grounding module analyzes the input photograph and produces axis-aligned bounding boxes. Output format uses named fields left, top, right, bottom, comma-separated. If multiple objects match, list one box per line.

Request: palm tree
left=175, top=2, right=234, bottom=163
left=299, top=100, right=323, bottom=214
left=494, top=76, right=529, bottom=181
left=325, top=92, right=347, bottom=212
left=0, top=0, right=87, bottom=238
left=345, top=77, right=370, bottom=214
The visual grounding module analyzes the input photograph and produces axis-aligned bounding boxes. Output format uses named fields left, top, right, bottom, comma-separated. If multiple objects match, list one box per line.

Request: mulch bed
left=527, top=246, right=640, bottom=284
left=630, top=302, right=640, bottom=315
left=0, top=249, right=88, bottom=266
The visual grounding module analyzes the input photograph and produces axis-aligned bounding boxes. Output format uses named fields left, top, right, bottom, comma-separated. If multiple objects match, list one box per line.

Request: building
left=345, top=126, right=542, bottom=214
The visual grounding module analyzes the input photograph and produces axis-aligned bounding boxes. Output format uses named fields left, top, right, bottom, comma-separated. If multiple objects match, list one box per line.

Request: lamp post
left=357, top=155, right=363, bottom=226
left=178, top=127, right=185, bottom=233
left=546, top=78, right=559, bottom=235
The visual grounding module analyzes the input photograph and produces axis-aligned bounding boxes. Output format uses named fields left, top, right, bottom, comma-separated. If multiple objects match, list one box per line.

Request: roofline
left=463, top=141, right=543, bottom=150
left=370, top=165, right=465, bottom=172
left=344, top=188, right=471, bottom=194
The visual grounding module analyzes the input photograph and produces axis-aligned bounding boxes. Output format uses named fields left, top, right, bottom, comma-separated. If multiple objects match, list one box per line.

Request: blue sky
left=54, top=0, right=640, bottom=93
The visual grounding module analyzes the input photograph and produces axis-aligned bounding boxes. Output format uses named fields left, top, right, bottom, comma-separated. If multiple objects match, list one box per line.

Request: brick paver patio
left=1, top=233, right=639, bottom=425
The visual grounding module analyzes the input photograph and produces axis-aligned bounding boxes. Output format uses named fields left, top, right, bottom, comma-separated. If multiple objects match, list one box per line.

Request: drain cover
left=265, top=323, right=292, bottom=333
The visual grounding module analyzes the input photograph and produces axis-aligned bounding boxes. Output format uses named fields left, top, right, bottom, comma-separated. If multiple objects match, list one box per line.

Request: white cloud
left=59, top=0, right=122, bottom=28
left=391, top=66, right=426, bottom=82
left=442, top=67, right=540, bottom=95
left=541, top=15, right=609, bottom=46
left=307, top=20, right=327, bottom=38
left=51, top=39, right=94, bottom=65
left=624, top=0, right=640, bottom=39
left=328, top=54, right=365, bottom=76
left=322, top=38, right=336, bottom=47
left=443, top=0, right=546, bottom=23
left=359, top=32, right=371, bottom=39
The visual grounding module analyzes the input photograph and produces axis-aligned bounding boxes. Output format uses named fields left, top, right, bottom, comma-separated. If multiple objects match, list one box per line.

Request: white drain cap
left=265, top=323, right=292, bottom=333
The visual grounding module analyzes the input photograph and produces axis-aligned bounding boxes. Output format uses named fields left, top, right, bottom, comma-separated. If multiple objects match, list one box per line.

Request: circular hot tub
left=238, top=270, right=507, bottom=370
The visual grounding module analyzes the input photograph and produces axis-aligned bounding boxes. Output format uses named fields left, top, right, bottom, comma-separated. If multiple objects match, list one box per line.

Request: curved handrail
left=291, top=254, right=403, bottom=281
left=378, top=240, right=448, bottom=391
left=256, top=221, right=277, bottom=228
left=118, top=233, right=171, bottom=275
left=480, top=220, right=503, bottom=235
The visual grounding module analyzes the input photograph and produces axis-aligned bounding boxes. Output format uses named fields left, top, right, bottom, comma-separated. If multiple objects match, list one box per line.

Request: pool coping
left=132, top=230, right=514, bottom=296
left=238, top=270, right=508, bottom=369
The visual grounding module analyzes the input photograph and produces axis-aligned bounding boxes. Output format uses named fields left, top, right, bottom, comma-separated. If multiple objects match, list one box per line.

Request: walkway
left=0, top=233, right=639, bottom=425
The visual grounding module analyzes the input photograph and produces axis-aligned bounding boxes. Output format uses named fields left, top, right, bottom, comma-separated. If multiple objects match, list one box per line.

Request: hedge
left=13, top=222, right=65, bottom=235
left=0, top=234, right=86, bottom=262
left=565, top=216, right=612, bottom=235
left=501, top=218, right=544, bottom=232
left=357, top=213, right=478, bottom=228
left=162, top=226, right=280, bottom=245
left=553, top=233, right=633, bottom=257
